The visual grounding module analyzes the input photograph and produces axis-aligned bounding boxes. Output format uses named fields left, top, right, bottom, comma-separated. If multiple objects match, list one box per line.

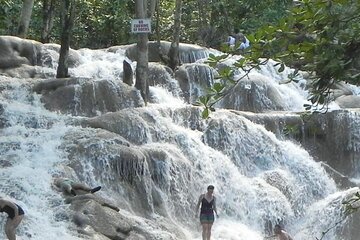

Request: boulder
left=41, top=43, right=81, bottom=68
left=219, top=77, right=285, bottom=112
left=335, top=95, right=360, bottom=108
left=175, top=63, right=214, bottom=103
left=0, top=36, right=41, bottom=69
left=330, top=82, right=353, bottom=99
left=33, top=77, right=144, bottom=117
left=66, top=194, right=136, bottom=240
left=123, top=57, right=134, bottom=86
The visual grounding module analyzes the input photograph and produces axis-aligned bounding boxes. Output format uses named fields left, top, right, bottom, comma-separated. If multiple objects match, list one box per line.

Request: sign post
left=131, top=19, right=151, bottom=33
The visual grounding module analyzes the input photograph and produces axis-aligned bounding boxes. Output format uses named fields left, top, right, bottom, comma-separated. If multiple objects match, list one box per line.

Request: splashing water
left=0, top=79, right=83, bottom=239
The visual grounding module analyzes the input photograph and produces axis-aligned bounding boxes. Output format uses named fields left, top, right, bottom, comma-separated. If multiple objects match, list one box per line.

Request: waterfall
left=0, top=78, right=80, bottom=239
left=0, top=44, right=359, bottom=240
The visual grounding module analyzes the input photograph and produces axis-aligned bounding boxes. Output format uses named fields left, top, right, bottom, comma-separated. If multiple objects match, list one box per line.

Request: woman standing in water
left=0, top=197, right=24, bottom=240
left=195, top=185, right=218, bottom=240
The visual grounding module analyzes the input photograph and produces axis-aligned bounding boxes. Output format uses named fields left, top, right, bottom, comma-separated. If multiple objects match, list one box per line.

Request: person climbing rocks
left=0, top=197, right=24, bottom=240
left=53, top=177, right=101, bottom=196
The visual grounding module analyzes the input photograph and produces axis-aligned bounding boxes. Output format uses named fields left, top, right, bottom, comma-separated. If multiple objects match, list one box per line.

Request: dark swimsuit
left=200, top=197, right=215, bottom=223
left=0, top=204, right=25, bottom=219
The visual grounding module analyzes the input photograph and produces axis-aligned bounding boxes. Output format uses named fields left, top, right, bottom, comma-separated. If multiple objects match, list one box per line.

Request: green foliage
left=283, top=124, right=300, bottom=137
left=198, top=0, right=360, bottom=118
left=0, top=0, right=22, bottom=35
left=72, top=0, right=134, bottom=48
left=155, top=0, right=177, bottom=41
left=264, top=0, right=360, bottom=107
left=229, top=0, right=293, bottom=33
left=1, top=0, right=134, bottom=48
left=0, top=0, right=296, bottom=49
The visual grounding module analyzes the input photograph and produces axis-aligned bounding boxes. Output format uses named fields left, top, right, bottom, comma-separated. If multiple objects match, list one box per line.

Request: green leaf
left=213, top=82, right=225, bottom=93
left=202, top=108, right=209, bottom=119
left=198, top=96, right=209, bottom=106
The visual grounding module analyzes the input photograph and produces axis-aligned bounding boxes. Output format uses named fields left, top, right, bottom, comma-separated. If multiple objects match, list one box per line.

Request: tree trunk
left=17, top=0, right=35, bottom=38
left=168, top=0, right=182, bottom=71
left=135, top=0, right=149, bottom=104
left=135, top=32, right=149, bottom=104
left=155, top=0, right=169, bottom=65
left=147, top=0, right=157, bottom=17
left=56, top=0, right=75, bottom=78
left=155, top=1, right=161, bottom=44
left=41, top=0, right=56, bottom=43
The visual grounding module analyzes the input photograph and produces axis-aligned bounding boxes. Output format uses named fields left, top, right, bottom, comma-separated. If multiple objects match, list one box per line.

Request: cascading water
left=0, top=78, right=81, bottom=239
left=0, top=44, right=359, bottom=240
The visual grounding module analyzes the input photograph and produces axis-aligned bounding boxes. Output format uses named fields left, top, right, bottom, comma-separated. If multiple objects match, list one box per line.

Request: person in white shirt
left=227, top=35, right=236, bottom=49
left=239, top=36, right=250, bottom=50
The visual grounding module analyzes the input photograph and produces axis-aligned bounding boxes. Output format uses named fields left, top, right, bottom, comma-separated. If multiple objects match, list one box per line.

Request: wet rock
left=320, top=162, right=356, bottom=189
left=41, top=43, right=81, bottom=68
left=262, top=170, right=294, bottom=200
left=0, top=36, right=41, bottom=69
left=125, top=41, right=218, bottom=64
left=175, top=63, right=214, bottom=103
left=330, top=82, right=354, bottom=99
left=335, top=95, right=360, bottom=108
left=0, top=159, right=13, bottom=168
left=219, top=77, right=285, bottom=112
left=33, top=78, right=144, bottom=117
left=123, top=57, right=133, bottom=86
left=66, top=194, right=133, bottom=239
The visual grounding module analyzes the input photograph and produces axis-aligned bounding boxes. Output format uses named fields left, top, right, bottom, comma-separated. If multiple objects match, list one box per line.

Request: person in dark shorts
left=0, top=197, right=24, bottom=240
left=195, top=185, right=218, bottom=240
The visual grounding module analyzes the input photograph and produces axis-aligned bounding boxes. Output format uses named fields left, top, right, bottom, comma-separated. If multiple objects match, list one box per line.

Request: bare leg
left=201, top=224, right=207, bottom=240
left=207, top=223, right=213, bottom=240
left=72, top=183, right=101, bottom=194
left=5, top=215, right=23, bottom=240
left=71, top=183, right=92, bottom=192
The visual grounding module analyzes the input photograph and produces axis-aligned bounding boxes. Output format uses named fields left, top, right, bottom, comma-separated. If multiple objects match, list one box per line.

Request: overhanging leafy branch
left=199, top=0, right=360, bottom=118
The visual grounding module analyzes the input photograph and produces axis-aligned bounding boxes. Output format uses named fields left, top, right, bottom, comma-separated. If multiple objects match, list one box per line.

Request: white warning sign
left=131, top=19, right=151, bottom=33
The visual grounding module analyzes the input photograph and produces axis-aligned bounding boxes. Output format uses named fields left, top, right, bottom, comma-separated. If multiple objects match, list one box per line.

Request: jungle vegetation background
left=0, top=0, right=292, bottom=49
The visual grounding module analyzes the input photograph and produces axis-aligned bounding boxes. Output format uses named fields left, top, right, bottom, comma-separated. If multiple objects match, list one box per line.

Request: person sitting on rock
left=54, top=177, right=101, bottom=196
left=226, top=35, right=236, bottom=50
